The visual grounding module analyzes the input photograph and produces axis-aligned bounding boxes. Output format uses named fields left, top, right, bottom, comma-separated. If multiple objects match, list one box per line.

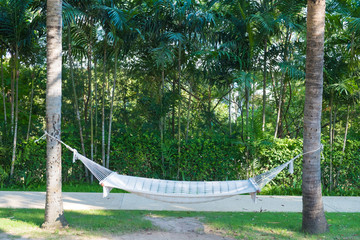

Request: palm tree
left=302, top=0, right=328, bottom=234
left=42, top=0, right=68, bottom=229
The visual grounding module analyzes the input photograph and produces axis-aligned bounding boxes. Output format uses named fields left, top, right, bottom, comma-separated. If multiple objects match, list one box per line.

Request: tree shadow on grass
left=0, top=208, right=154, bottom=239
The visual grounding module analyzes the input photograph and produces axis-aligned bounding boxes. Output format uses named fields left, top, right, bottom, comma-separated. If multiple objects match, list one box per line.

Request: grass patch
left=0, top=209, right=359, bottom=239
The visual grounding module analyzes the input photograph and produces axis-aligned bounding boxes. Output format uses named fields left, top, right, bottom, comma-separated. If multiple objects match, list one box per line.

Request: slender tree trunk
left=94, top=59, right=98, bottom=160
left=160, top=65, right=165, bottom=175
left=177, top=42, right=181, bottom=159
left=26, top=74, right=35, bottom=141
left=262, top=40, right=267, bottom=132
left=185, top=84, right=192, bottom=142
left=84, top=34, right=93, bottom=124
left=10, top=48, right=19, bottom=177
left=228, top=84, right=232, bottom=136
left=172, top=78, right=175, bottom=137
left=11, top=55, right=15, bottom=132
left=68, top=27, right=88, bottom=180
left=42, top=0, right=68, bottom=228
left=106, top=48, right=117, bottom=169
left=102, top=42, right=106, bottom=167
left=1, top=51, right=6, bottom=127
left=88, top=42, right=94, bottom=184
left=302, top=0, right=328, bottom=234
left=330, top=106, right=337, bottom=191
left=335, top=104, right=350, bottom=187
left=342, top=105, right=350, bottom=154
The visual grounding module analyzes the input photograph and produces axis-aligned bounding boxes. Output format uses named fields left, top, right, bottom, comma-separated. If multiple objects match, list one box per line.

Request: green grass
left=0, top=209, right=359, bottom=239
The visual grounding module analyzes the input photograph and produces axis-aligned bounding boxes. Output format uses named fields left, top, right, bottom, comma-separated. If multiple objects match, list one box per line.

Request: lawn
left=0, top=209, right=359, bottom=239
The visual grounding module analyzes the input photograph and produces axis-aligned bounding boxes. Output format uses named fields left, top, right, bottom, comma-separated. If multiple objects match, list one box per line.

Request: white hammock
left=37, top=132, right=321, bottom=204
left=74, top=150, right=295, bottom=203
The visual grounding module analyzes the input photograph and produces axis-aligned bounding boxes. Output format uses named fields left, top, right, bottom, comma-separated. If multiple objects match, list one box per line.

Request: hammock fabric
left=38, top=132, right=321, bottom=204
left=72, top=149, right=296, bottom=203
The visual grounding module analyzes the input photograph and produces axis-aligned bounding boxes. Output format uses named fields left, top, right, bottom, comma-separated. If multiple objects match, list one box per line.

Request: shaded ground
left=0, top=216, right=234, bottom=240
left=116, top=216, right=234, bottom=240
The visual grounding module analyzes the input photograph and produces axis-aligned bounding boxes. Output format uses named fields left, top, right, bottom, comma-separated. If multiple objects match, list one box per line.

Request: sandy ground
left=114, top=216, right=234, bottom=240
left=0, top=216, right=234, bottom=240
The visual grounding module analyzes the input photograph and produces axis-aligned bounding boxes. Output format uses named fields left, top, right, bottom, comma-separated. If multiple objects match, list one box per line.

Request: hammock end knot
left=72, top=150, right=78, bottom=163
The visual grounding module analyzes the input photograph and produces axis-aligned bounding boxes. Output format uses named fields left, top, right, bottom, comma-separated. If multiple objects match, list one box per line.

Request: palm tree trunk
left=1, top=51, right=6, bottom=127
left=342, top=105, right=350, bottom=154
left=228, top=84, right=232, bottom=136
left=177, top=42, right=181, bottom=159
left=160, top=65, right=165, bottom=175
left=302, top=0, right=328, bottom=234
left=10, top=48, right=19, bottom=177
left=26, top=74, right=35, bottom=141
left=11, top=55, right=15, bottom=132
left=102, top=42, right=106, bottom=167
left=42, top=0, right=68, bottom=228
left=262, top=39, right=267, bottom=132
left=185, top=85, right=192, bottom=142
left=106, top=48, right=117, bottom=169
left=330, top=106, right=337, bottom=191
left=94, top=59, right=98, bottom=161
left=88, top=43, right=94, bottom=184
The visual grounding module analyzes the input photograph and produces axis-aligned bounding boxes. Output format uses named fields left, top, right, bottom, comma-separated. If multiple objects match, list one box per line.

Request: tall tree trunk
left=11, top=55, right=15, bottom=132
left=342, top=105, right=350, bottom=154
left=228, top=84, right=232, bottom=136
left=262, top=39, right=267, bottom=132
left=10, top=47, right=19, bottom=177
left=1, top=51, right=6, bottom=127
left=94, top=59, right=98, bottom=161
left=330, top=106, right=337, bottom=191
left=336, top=104, right=350, bottom=186
left=177, top=42, right=181, bottom=159
left=172, top=77, right=176, bottom=137
left=106, top=48, right=117, bottom=169
left=185, top=83, right=192, bottom=142
left=68, top=27, right=88, bottom=180
left=88, top=41, right=94, bottom=184
left=26, top=74, right=35, bottom=141
left=274, top=28, right=290, bottom=138
left=302, top=0, right=328, bottom=234
left=84, top=34, right=93, bottom=124
left=42, top=0, right=68, bottom=228
left=160, top=65, right=165, bottom=176
left=102, top=41, right=106, bottom=166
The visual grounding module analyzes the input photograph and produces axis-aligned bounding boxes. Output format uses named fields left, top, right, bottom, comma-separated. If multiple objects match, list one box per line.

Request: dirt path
left=115, top=216, right=234, bottom=240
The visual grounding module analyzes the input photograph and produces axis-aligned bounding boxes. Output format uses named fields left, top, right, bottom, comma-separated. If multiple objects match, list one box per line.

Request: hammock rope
left=37, top=132, right=322, bottom=204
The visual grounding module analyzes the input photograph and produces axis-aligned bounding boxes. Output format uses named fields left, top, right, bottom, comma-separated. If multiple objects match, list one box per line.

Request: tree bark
left=106, top=48, right=117, bottom=169
left=160, top=65, right=165, bottom=176
left=262, top=39, right=267, bottom=132
left=42, top=0, right=68, bottom=228
left=10, top=49, right=19, bottom=177
left=228, top=84, right=232, bottom=136
left=302, top=0, right=328, bottom=234
left=89, top=41, right=94, bottom=184
left=11, top=55, right=15, bottom=132
left=1, top=51, right=6, bottom=127
left=102, top=41, right=107, bottom=167
left=177, top=42, right=181, bottom=159
left=94, top=59, right=98, bottom=159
